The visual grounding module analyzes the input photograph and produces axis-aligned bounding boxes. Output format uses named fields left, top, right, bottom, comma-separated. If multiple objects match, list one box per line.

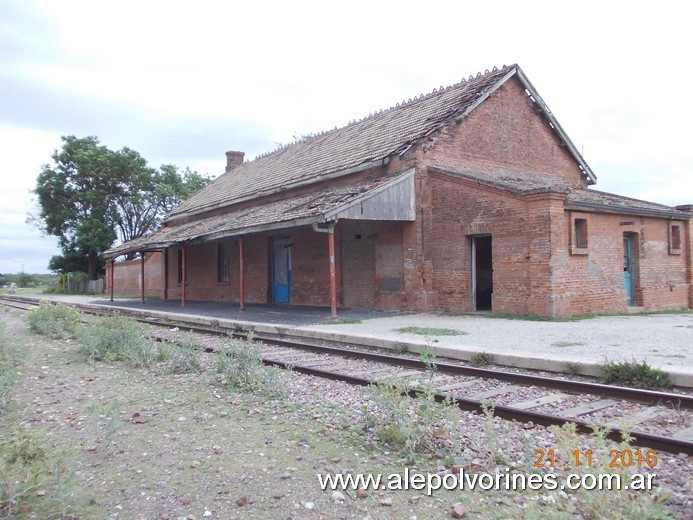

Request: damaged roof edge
left=564, top=201, right=693, bottom=219
left=165, top=158, right=389, bottom=224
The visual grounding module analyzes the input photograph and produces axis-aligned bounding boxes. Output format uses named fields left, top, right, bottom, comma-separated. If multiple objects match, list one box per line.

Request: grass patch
left=327, top=317, right=362, bottom=324
left=435, top=309, right=464, bottom=317
left=487, top=312, right=593, bottom=322
left=551, top=341, right=586, bottom=348
left=469, top=352, right=492, bottom=366
left=394, top=326, right=466, bottom=336
left=599, top=360, right=672, bottom=390
left=0, top=324, right=23, bottom=410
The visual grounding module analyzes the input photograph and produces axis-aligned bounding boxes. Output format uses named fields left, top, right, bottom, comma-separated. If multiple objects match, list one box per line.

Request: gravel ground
left=2, top=308, right=692, bottom=519
left=303, top=312, right=693, bottom=370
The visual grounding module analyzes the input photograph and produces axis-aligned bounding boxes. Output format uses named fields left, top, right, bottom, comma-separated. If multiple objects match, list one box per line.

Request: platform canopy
left=103, top=169, right=415, bottom=260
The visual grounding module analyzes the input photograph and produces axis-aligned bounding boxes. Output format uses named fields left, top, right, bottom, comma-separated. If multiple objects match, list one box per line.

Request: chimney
left=225, top=150, right=245, bottom=172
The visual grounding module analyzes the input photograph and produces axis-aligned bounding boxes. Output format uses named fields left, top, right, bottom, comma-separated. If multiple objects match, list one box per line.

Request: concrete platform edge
left=6, top=295, right=693, bottom=388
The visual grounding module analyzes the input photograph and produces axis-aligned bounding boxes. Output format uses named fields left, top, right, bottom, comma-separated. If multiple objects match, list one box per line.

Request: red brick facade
left=107, top=73, right=691, bottom=317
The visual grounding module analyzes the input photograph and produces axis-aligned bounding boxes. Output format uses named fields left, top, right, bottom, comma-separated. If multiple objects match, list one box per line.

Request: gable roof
left=167, top=64, right=596, bottom=222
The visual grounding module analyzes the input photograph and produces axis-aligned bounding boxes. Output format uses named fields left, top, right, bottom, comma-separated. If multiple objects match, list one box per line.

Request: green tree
left=34, top=136, right=121, bottom=280
left=115, top=163, right=210, bottom=251
left=32, top=136, right=211, bottom=277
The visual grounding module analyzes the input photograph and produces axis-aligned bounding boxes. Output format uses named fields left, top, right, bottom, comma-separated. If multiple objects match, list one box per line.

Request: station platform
left=10, top=294, right=693, bottom=388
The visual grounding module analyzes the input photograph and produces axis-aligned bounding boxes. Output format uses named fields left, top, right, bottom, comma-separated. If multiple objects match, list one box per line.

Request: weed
left=26, top=302, right=80, bottom=339
left=0, top=326, right=23, bottom=409
left=391, top=344, right=409, bottom=355
left=0, top=428, right=75, bottom=518
left=418, top=344, right=438, bottom=381
left=365, top=376, right=459, bottom=462
left=479, top=402, right=504, bottom=465
left=163, top=344, right=203, bottom=374
left=394, top=326, right=466, bottom=336
left=88, top=401, right=121, bottom=446
left=75, top=314, right=163, bottom=368
left=599, top=359, right=672, bottom=390
left=161, top=332, right=203, bottom=374
left=469, top=352, right=492, bottom=366
left=565, top=362, right=582, bottom=376
left=214, top=333, right=288, bottom=398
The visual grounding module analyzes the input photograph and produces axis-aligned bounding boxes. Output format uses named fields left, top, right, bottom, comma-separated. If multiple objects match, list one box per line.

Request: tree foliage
left=32, top=136, right=211, bottom=279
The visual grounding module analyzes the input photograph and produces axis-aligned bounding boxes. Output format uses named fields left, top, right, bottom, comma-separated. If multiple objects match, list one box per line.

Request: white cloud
left=1, top=0, right=691, bottom=273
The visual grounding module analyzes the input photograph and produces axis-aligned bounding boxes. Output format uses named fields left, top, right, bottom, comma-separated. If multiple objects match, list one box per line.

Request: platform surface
left=12, top=294, right=693, bottom=386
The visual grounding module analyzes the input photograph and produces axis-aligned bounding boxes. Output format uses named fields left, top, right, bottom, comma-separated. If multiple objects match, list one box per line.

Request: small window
left=217, top=243, right=230, bottom=282
left=669, top=223, right=682, bottom=254
left=574, top=219, right=588, bottom=248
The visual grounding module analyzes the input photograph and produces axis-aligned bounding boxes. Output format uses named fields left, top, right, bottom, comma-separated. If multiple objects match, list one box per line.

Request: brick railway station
left=104, top=64, right=692, bottom=319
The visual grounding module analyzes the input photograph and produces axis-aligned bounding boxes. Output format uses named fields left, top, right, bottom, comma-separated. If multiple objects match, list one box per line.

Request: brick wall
left=425, top=170, right=534, bottom=314
left=107, top=252, right=165, bottom=298
left=552, top=214, right=690, bottom=314
left=423, top=78, right=588, bottom=187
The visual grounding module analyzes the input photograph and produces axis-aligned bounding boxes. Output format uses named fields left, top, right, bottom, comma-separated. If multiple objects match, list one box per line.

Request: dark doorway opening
left=472, top=235, right=493, bottom=311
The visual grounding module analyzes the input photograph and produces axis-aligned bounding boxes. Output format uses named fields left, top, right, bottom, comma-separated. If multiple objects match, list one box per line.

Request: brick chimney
left=225, top=150, right=245, bottom=172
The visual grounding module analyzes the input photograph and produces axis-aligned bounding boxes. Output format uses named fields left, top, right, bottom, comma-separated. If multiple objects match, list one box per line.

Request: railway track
left=2, top=294, right=692, bottom=455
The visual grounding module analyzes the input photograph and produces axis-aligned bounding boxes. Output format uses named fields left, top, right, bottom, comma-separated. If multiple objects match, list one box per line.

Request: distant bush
left=26, top=303, right=80, bottom=339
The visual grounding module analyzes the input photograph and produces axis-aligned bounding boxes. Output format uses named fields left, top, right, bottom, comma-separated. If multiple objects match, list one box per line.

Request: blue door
left=623, top=235, right=634, bottom=305
left=272, top=237, right=291, bottom=303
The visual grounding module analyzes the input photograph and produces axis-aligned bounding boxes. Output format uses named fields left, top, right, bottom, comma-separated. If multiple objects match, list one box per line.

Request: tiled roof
left=566, top=188, right=693, bottom=217
left=167, top=65, right=517, bottom=220
left=104, top=172, right=405, bottom=258
left=430, top=167, right=692, bottom=218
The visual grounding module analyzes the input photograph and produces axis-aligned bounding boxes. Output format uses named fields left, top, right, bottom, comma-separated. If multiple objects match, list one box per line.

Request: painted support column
left=181, top=243, right=187, bottom=308
left=328, top=228, right=337, bottom=319
left=110, top=259, right=114, bottom=302
left=312, top=221, right=339, bottom=319
left=163, top=249, right=169, bottom=300
left=140, top=253, right=145, bottom=305
left=239, top=236, right=245, bottom=311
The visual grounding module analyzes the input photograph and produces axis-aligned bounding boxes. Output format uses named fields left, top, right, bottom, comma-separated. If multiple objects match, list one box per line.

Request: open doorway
left=471, top=235, right=493, bottom=311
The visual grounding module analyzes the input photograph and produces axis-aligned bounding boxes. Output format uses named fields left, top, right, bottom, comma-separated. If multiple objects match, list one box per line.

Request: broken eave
left=103, top=169, right=416, bottom=260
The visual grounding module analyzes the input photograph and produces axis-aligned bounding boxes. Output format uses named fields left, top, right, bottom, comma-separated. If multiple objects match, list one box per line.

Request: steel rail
left=264, top=359, right=693, bottom=456
left=2, top=295, right=691, bottom=455
left=246, top=332, right=693, bottom=410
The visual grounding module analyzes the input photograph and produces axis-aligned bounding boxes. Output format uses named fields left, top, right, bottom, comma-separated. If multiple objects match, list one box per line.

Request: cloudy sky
left=1, top=1, right=691, bottom=274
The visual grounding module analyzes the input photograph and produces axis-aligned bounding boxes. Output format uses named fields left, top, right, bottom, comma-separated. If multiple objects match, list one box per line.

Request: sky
left=1, top=0, right=691, bottom=274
